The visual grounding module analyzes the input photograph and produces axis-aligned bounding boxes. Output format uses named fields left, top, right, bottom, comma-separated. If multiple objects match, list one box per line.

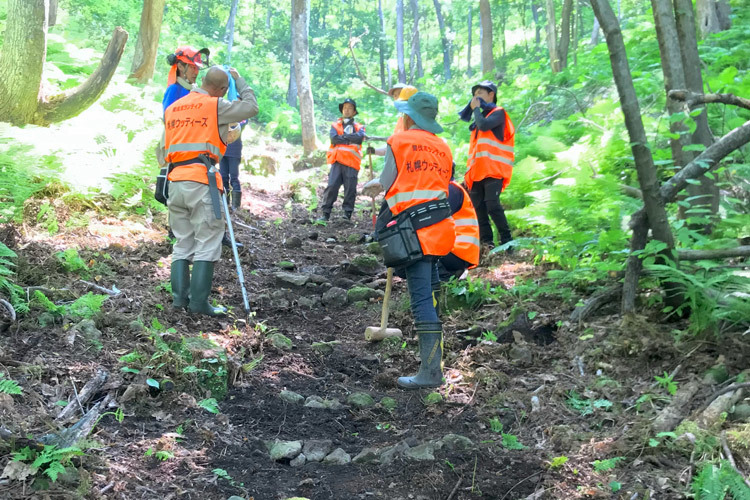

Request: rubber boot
left=231, top=190, right=242, bottom=211
left=170, top=259, right=190, bottom=310
left=222, top=232, right=243, bottom=248
left=397, top=322, right=443, bottom=389
left=188, top=261, right=227, bottom=317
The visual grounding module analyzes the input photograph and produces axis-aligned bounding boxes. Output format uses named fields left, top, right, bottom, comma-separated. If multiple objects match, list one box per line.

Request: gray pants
left=320, top=162, right=359, bottom=216
left=168, top=181, right=224, bottom=262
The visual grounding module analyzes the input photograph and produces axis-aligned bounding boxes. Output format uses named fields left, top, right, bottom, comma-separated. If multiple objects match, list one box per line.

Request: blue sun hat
left=394, top=92, right=443, bottom=134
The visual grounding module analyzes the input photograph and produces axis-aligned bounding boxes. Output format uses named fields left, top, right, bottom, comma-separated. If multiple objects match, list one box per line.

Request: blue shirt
left=162, top=83, right=190, bottom=113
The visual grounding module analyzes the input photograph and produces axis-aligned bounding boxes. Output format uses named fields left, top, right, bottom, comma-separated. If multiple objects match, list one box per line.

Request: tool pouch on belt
left=377, top=199, right=451, bottom=268
left=154, top=164, right=173, bottom=206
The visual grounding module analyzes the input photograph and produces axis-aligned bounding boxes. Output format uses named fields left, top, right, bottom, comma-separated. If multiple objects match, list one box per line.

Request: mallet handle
left=380, top=267, right=393, bottom=330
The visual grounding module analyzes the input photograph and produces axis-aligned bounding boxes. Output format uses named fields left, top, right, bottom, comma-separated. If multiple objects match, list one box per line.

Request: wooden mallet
left=364, top=267, right=403, bottom=341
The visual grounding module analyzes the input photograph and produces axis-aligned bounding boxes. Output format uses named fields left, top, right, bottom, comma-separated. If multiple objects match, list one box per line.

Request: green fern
left=0, top=373, right=22, bottom=395
left=692, top=460, right=750, bottom=500
left=198, top=398, right=220, bottom=414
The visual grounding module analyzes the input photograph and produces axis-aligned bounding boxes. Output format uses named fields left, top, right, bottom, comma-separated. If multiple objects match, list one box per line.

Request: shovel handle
left=380, top=267, right=393, bottom=330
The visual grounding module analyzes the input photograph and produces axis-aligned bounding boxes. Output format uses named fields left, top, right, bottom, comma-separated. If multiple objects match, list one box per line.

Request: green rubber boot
left=397, top=322, right=443, bottom=390
left=231, top=190, right=242, bottom=211
left=188, top=261, right=227, bottom=317
left=170, top=259, right=190, bottom=310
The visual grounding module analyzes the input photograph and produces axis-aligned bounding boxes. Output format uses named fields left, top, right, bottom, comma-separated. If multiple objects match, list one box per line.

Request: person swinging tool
left=164, top=66, right=258, bottom=316
left=362, top=92, right=455, bottom=389
left=318, top=98, right=366, bottom=221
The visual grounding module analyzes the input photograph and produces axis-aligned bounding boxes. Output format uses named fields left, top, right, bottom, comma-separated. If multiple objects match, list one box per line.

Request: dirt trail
left=2, top=183, right=746, bottom=499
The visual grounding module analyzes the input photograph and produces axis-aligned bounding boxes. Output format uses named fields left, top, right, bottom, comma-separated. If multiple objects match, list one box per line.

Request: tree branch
left=678, top=246, right=750, bottom=260
left=669, top=89, right=750, bottom=111
left=348, top=36, right=389, bottom=96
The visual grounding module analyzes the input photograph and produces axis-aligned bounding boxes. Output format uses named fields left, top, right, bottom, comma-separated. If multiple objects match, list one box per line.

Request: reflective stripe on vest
left=448, top=180, right=480, bottom=267
left=326, top=119, right=364, bottom=170
left=464, top=106, right=515, bottom=192
left=386, top=129, right=455, bottom=257
left=164, top=92, right=226, bottom=190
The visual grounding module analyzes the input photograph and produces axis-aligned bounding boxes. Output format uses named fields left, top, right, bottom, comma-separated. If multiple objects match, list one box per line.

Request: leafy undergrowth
left=0, top=181, right=747, bottom=499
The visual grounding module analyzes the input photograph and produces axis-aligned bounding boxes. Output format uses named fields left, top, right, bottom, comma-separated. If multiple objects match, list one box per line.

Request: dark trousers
left=220, top=156, right=242, bottom=192
left=468, top=177, right=512, bottom=245
left=321, top=162, right=358, bottom=216
left=404, top=257, right=440, bottom=323
left=437, top=253, right=470, bottom=281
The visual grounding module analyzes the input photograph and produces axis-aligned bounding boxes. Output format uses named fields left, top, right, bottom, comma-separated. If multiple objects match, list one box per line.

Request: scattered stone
left=284, top=236, right=303, bottom=249
left=347, top=287, right=384, bottom=303
left=508, top=344, right=532, bottom=365
left=346, top=234, right=360, bottom=243
left=347, top=392, right=375, bottom=408
left=325, top=238, right=336, bottom=244
left=347, top=255, right=381, bottom=275
left=280, top=390, right=304, bottom=405
left=128, top=320, right=145, bottom=333
left=333, top=277, right=356, bottom=289
left=730, top=403, right=750, bottom=421
left=439, top=434, right=474, bottom=451
left=268, top=332, right=293, bottom=350
left=290, top=453, right=306, bottom=467
left=308, top=274, right=329, bottom=285
left=245, top=154, right=277, bottom=175
left=365, top=242, right=382, bottom=255
left=303, top=440, right=332, bottom=462
left=379, top=440, right=410, bottom=465
left=365, top=278, right=387, bottom=289
left=353, top=447, right=381, bottom=464
left=270, top=440, right=303, bottom=461
left=277, top=260, right=296, bottom=270
left=333, top=245, right=345, bottom=253
left=379, top=397, right=397, bottom=411
left=297, top=296, right=320, bottom=309
left=71, top=319, right=102, bottom=344
left=311, top=341, right=339, bottom=355
left=307, top=232, right=318, bottom=240
left=404, top=443, right=435, bottom=461
left=227, top=496, right=246, bottom=500
left=304, top=395, right=343, bottom=410
left=274, top=272, right=310, bottom=287
left=322, top=287, right=348, bottom=307
left=323, top=448, right=351, bottom=465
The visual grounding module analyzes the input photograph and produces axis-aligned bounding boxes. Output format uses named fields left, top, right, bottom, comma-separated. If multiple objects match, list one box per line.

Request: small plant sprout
left=654, top=371, right=678, bottom=395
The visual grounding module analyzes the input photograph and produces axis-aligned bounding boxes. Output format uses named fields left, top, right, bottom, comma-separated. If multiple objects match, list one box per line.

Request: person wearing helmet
left=318, top=98, right=366, bottom=221
left=368, top=85, right=419, bottom=157
left=460, top=80, right=515, bottom=254
left=162, top=46, right=210, bottom=113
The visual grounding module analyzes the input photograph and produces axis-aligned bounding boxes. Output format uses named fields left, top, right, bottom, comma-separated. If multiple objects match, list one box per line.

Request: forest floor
left=0, top=169, right=749, bottom=500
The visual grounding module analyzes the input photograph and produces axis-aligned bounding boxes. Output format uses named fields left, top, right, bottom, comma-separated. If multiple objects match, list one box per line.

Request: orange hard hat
left=167, top=46, right=210, bottom=69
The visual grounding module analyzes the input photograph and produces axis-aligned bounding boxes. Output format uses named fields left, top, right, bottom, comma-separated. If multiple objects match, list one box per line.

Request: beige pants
left=168, top=181, right=224, bottom=262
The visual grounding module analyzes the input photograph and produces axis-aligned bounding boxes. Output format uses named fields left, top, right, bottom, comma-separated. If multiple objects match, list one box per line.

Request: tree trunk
left=291, top=0, right=317, bottom=154
left=433, top=0, right=451, bottom=81
left=716, top=0, right=731, bottom=31
left=590, top=15, right=600, bottom=45
left=572, top=0, right=579, bottom=65
left=467, top=7, right=473, bottom=77
left=479, top=0, right=494, bottom=75
left=379, top=0, right=387, bottom=89
left=531, top=2, right=541, bottom=49
left=696, top=0, right=730, bottom=38
left=48, top=0, right=58, bottom=26
left=129, top=0, right=165, bottom=83
left=590, top=0, right=677, bottom=314
left=287, top=52, right=298, bottom=108
left=558, top=0, right=573, bottom=70
left=196, top=0, right=203, bottom=28
left=408, top=0, right=423, bottom=83
left=0, top=0, right=128, bottom=126
left=396, top=0, right=406, bottom=83
left=500, top=3, right=507, bottom=56
left=545, top=0, right=559, bottom=72
left=225, top=0, right=239, bottom=64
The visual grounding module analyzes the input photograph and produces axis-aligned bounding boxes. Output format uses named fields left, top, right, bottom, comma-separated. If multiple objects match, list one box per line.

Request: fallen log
left=677, top=246, right=750, bottom=261
left=55, top=369, right=109, bottom=424
left=570, top=284, right=621, bottom=323
left=42, top=393, right=114, bottom=449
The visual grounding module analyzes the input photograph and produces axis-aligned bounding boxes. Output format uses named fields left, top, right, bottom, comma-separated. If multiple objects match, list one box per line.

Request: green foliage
left=198, top=398, right=220, bottom=414
left=548, top=456, right=569, bottom=469
left=692, top=460, right=750, bottom=500
left=654, top=371, right=678, bottom=396
left=55, top=248, right=88, bottom=274
left=0, top=145, right=61, bottom=225
left=566, top=391, right=613, bottom=417
left=0, top=373, right=22, bottom=395
left=0, top=241, right=27, bottom=314
left=593, top=457, right=625, bottom=473
left=33, top=290, right=107, bottom=321
left=444, top=275, right=507, bottom=312
left=12, top=445, right=84, bottom=483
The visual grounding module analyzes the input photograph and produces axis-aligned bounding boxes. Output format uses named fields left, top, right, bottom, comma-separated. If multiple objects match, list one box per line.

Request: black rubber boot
left=397, top=322, right=443, bottom=390
left=170, top=259, right=190, bottom=310
left=222, top=233, right=243, bottom=248
left=231, top=190, right=242, bottom=211
left=188, top=261, right=227, bottom=317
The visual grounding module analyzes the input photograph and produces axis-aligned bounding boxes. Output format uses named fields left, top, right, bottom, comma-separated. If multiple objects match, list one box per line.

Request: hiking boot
left=316, top=213, right=330, bottom=223
left=231, top=190, right=242, bottom=212
left=170, top=259, right=190, bottom=310
left=188, top=261, right=227, bottom=317
left=344, top=211, right=353, bottom=220
left=397, top=322, right=443, bottom=390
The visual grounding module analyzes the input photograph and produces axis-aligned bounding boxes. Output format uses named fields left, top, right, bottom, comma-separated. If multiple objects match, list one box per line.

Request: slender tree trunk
left=572, top=0, right=579, bottom=65
left=408, top=0, right=423, bottom=82
left=500, top=3, right=507, bottom=56
left=196, top=0, right=203, bottom=28
left=287, top=2, right=298, bottom=108
left=433, top=0, right=451, bottom=81
left=716, top=0, right=731, bottom=30
left=129, top=0, right=166, bottom=83
left=379, top=0, right=387, bottom=89
left=673, top=0, right=719, bottom=220
left=479, top=0, right=494, bottom=75
left=266, top=8, right=272, bottom=30
left=531, top=2, right=541, bottom=49
left=48, top=0, right=58, bottom=26
left=291, top=0, right=317, bottom=154
left=467, top=7, right=473, bottom=77
left=0, top=0, right=128, bottom=126
left=396, top=0, right=406, bottom=83
left=545, top=0, right=560, bottom=72
left=225, top=0, right=239, bottom=64
left=590, top=15, right=600, bottom=45
left=521, top=0, right=529, bottom=53
left=590, top=0, right=676, bottom=314
left=558, top=0, right=573, bottom=70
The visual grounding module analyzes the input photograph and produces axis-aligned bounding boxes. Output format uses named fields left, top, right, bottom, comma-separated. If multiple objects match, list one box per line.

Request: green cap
left=394, top=92, right=443, bottom=134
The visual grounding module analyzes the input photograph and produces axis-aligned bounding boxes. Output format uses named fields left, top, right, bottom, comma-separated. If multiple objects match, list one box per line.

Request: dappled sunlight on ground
left=475, top=259, right=537, bottom=288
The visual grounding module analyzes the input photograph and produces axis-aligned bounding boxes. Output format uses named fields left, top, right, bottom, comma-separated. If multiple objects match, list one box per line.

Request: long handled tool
left=367, top=150, right=377, bottom=227
left=365, top=267, right=402, bottom=342
left=221, top=192, right=250, bottom=313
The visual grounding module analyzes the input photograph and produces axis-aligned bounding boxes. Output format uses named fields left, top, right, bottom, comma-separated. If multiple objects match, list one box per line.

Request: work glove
left=366, top=146, right=375, bottom=155
left=362, top=178, right=383, bottom=197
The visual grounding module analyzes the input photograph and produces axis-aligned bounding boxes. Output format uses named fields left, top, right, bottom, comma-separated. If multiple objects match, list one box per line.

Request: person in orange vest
left=460, top=80, right=515, bottom=252
left=362, top=92, right=455, bottom=389
left=367, top=85, right=419, bottom=157
left=438, top=173, right=480, bottom=281
left=164, top=66, right=258, bottom=316
left=318, top=98, right=366, bottom=221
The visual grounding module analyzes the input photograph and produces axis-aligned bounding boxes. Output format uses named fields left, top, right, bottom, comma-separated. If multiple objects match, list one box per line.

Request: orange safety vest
left=449, top=181, right=480, bottom=267
left=392, top=115, right=406, bottom=135
left=386, top=129, right=455, bottom=257
left=465, top=106, right=515, bottom=192
left=165, top=92, right=227, bottom=191
left=326, top=119, right=364, bottom=171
